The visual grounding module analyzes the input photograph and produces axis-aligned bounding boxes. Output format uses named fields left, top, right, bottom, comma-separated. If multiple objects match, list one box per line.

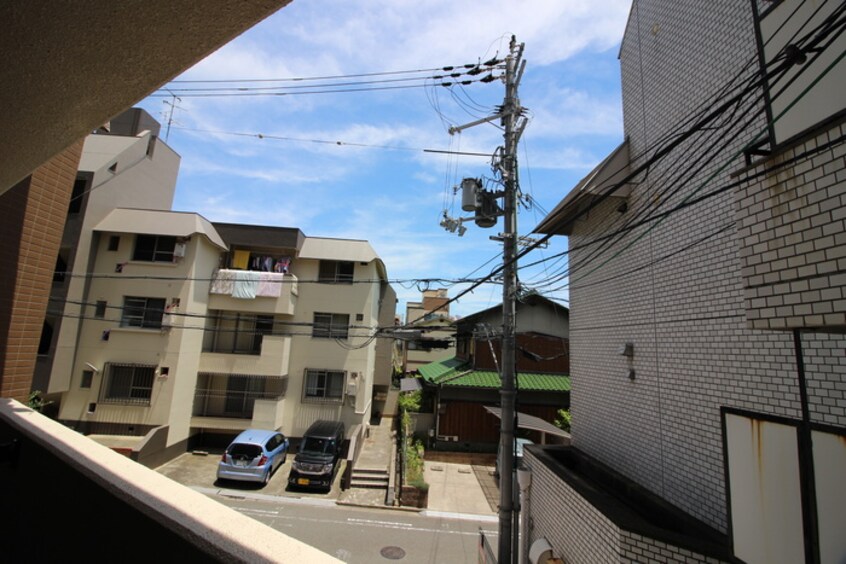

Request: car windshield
left=228, top=444, right=262, bottom=459
left=301, top=437, right=334, bottom=454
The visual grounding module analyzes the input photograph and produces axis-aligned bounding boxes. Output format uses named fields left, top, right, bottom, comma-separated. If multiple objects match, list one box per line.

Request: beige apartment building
left=41, top=109, right=396, bottom=464
left=402, top=289, right=456, bottom=374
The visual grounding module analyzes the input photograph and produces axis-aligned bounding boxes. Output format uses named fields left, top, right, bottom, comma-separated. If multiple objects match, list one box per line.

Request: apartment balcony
left=191, top=373, right=288, bottom=432
left=523, top=445, right=733, bottom=564
left=208, top=269, right=298, bottom=315
left=0, top=398, right=336, bottom=562
left=200, top=334, right=292, bottom=375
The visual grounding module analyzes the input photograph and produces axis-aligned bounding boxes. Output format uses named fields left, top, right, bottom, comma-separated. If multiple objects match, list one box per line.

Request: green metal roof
left=418, top=357, right=570, bottom=392
left=417, top=357, right=468, bottom=381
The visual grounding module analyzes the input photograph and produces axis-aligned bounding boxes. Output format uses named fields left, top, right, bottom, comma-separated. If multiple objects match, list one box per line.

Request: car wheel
left=263, top=469, right=271, bottom=485
left=281, top=452, right=287, bottom=464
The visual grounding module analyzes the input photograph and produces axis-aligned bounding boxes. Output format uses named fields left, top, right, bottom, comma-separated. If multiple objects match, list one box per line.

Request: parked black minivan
left=287, top=420, right=345, bottom=491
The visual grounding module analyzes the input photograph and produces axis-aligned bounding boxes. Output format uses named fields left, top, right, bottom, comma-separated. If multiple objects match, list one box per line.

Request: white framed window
left=312, top=312, right=349, bottom=339
left=303, top=369, right=345, bottom=402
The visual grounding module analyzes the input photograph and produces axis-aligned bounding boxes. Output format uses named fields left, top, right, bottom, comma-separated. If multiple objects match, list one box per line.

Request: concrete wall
left=0, top=398, right=337, bottom=562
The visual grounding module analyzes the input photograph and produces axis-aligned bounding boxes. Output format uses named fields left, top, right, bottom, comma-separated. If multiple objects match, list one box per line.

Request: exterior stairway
left=338, top=416, right=395, bottom=506
left=350, top=467, right=390, bottom=490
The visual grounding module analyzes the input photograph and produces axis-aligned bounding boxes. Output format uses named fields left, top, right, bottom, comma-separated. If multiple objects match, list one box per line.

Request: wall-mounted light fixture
left=84, top=362, right=100, bottom=373
left=618, top=343, right=634, bottom=357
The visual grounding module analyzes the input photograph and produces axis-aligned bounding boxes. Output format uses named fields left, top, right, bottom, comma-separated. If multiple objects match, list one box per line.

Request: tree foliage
left=555, top=408, right=571, bottom=432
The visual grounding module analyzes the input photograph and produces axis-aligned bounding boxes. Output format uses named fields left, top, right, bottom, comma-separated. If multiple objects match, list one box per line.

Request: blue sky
left=136, top=0, right=632, bottom=319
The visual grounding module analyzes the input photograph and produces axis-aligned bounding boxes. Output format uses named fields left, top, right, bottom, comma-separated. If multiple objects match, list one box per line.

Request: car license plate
left=297, top=478, right=310, bottom=486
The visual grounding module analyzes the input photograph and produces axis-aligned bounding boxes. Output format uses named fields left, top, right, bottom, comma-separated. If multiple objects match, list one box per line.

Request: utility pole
left=440, top=36, right=526, bottom=563
left=498, top=36, right=525, bottom=564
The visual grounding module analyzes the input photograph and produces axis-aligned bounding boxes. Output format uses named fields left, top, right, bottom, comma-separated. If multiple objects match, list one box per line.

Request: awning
left=534, top=139, right=632, bottom=236
left=484, top=406, right=571, bottom=441
left=400, top=377, right=423, bottom=392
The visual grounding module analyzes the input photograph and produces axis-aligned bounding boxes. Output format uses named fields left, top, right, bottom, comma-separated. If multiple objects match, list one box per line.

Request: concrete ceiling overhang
left=0, top=1, right=291, bottom=194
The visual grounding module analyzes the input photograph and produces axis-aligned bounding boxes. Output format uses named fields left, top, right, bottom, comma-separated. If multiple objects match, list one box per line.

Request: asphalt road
left=211, top=492, right=498, bottom=563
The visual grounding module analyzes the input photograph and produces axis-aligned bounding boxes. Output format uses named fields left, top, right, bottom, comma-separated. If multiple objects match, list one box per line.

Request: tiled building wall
left=0, top=141, right=82, bottom=401
left=525, top=450, right=622, bottom=564
left=619, top=533, right=722, bottom=564
left=736, top=120, right=846, bottom=331
left=566, top=0, right=846, bottom=537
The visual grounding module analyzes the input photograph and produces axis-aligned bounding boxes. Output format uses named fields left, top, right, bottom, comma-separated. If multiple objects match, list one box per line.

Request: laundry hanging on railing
left=257, top=273, right=283, bottom=297
left=210, top=269, right=287, bottom=299
left=210, top=270, right=235, bottom=294
left=232, top=270, right=260, bottom=299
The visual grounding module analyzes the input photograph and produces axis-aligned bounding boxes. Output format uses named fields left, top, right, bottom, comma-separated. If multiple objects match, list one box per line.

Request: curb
left=335, top=499, right=422, bottom=513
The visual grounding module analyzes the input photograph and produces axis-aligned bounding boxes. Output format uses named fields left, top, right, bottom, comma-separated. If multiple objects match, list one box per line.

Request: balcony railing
left=192, top=374, right=287, bottom=419
left=0, top=399, right=337, bottom=562
left=208, top=269, right=297, bottom=315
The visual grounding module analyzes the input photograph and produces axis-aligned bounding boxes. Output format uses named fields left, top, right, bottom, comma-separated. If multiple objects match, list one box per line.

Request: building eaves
left=212, top=222, right=305, bottom=252
left=534, top=139, right=632, bottom=236
left=93, top=208, right=228, bottom=250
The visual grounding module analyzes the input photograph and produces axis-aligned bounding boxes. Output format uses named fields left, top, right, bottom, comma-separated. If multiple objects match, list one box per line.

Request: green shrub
left=555, top=408, right=571, bottom=432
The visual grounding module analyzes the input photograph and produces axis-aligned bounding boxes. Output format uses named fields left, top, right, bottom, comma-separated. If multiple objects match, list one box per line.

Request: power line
left=409, top=9, right=844, bottom=325
left=168, top=64, right=497, bottom=84
left=148, top=75, right=502, bottom=98
left=169, top=126, right=494, bottom=157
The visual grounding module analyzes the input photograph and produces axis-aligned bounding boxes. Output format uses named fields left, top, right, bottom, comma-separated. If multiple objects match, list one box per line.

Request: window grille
left=100, top=363, right=155, bottom=405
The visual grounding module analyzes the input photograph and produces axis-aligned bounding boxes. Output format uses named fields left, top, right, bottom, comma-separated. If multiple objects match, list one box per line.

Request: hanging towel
left=210, top=269, right=235, bottom=295
left=232, top=249, right=250, bottom=270
left=232, top=270, right=260, bottom=299
left=257, top=272, right=284, bottom=297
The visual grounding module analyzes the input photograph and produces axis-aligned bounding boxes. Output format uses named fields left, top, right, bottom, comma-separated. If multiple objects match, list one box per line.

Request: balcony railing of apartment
left=192, top=373, right=288, bottom=419
left=0, top=398, right=337, bottom=562
left=208, top=269, right=298, bottom=316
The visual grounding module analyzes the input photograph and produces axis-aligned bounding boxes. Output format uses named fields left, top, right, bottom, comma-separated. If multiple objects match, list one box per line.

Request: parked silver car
left=217, top=429, right=289, bottom=484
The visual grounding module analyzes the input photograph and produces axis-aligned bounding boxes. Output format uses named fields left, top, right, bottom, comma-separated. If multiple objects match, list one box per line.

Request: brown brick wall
left=0, top=141, right=82, bottom=401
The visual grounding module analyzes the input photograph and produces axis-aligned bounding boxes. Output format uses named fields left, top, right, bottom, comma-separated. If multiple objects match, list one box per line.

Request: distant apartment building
left=39, top=109, right=396, bottom=464
left=528, top=1, right=846, bottom=563
left=402, top=289, right=455, bottom=374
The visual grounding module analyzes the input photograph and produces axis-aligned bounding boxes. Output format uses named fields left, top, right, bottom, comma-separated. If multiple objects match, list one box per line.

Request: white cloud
left=140, top=0, right=630, bottom=318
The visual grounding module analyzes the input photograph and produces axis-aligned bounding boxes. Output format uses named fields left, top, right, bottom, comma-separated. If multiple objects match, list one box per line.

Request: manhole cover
left=380, top=546, right=406, bottom=560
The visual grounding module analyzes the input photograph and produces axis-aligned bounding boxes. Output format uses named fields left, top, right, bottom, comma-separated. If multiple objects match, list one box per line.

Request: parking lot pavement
left=156, top=446, right=498, bottom=517
left=155, top=449, right=345, bottom=500
left=423, top=452, right=497, bottom=516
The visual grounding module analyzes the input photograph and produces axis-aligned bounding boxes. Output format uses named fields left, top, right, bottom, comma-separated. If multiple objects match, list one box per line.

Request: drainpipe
left=517, top=467, right=532, bottom=564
